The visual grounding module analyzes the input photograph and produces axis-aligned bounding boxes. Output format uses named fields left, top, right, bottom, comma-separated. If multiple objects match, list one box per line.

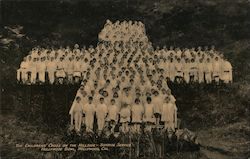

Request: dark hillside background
left=1, top=1, right=250, bottom=158
left=1, top=0, right=250, bottom=126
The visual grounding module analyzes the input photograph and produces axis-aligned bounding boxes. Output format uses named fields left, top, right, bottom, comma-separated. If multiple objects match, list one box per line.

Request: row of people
left=17, top=45, right=232, bottom=84
left=23, top=44, right=226, bottom=60
left=70, top=21, right=176, bottom=135
left=98, top=20, right=148, bottom=43
left=69, top=93, right=177, bottom=135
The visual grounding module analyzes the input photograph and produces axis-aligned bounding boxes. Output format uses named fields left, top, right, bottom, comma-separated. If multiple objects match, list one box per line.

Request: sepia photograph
left=1, top=0, right=250, bottom=158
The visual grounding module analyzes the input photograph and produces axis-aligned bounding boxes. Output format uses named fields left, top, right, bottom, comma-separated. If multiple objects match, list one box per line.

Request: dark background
left=0, top=1, right=250, bottom=158
left=1, top=0, right=250, bottom=128
left=1, top=0, right=250, bottom=84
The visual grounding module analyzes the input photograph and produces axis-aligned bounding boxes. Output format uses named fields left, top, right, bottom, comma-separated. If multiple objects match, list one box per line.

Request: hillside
left=1, top=0, right=250, bottom=158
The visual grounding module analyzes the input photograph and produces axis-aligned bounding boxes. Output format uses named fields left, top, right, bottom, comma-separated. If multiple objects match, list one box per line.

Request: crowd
left=17, top=44, right=93, bottom=84
left=16, top=20, right=233, bottom=136
left=16, top=44, right=233, bottom=85
left=98, top=19, right=148, bottom=44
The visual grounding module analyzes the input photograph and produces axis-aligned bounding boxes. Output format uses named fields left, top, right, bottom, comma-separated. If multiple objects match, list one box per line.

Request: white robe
left=143, top=103, right=155, bottom=123
left=153, top=96, right=163, bottom=114
left=221, top=61, right=232, bottom=83
left=198, top=62, right=205, bottom=83
left=204, top=62, right=213, bottom=83
left=82, top=103, right=96, bottom=132
left=96, top=103, right=108, bottom=131
left=36, top=62, right=46, bottom=82
left=69, top=101, right=83, bottom=132
left=213, top=61, right=220, bottom=77
left=131, top=104, right=144, bottom=123
left=17, top=61, right=28, bottom=81
left=107, top=104, right=119, bottom=122
left=161, top=102, right=177, bottom=130
left=119, top=106, right=131, bottom=123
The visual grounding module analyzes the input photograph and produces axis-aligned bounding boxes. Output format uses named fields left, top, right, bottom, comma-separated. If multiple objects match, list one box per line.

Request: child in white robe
left=47, top=57, right=57, bottom=84
left=153, top=91, right=163, bottom=126
left=174, top=58, right=183, bottom=83
left=96, top=97, right=108, bottom=133
left=69, top=96, right=83, bottom=134
left=30, top=58, right=37, bottom=84
left=183, top=59, right=190, bottom=83
left=212, top=57, right=221, bottom=84
left=73, top=56, right=81, bottom=83
left=56, top=57, right=66, bottom=83
left=143, top=97, right=155, bottom=132
left=131, top=98, right=144, bottom=134
left=169, top=58, right=176, bottom=82
left=119, top=104, right=131, bottom=133
left=189, top=59, right=198, bottom=83
left=161, top=96, right=176, bottom=132
left=17, top=57, right=28, bottom=83
left=66, top=57, right=74, bottom=83
left=198, top=58, right=205, bottom=83
left=221, top=60, right=232, bottom=83
left=106, top=99, right=119, bottom=133
left=204, top=58, right=213, bottom=84
left=79, top=89, right=88, bottom=125
left=37, top=57, right=46, bottom=83
left=82, top=97, right=96, bottom=133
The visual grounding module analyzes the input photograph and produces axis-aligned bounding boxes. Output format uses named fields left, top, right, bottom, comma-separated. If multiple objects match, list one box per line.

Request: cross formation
left=17, top=20, right=232, bottom=136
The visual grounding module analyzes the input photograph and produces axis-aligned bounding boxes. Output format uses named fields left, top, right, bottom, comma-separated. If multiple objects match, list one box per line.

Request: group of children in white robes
left=69, top=89, right=177, bottom=135
left=16, top=20, right=233, bottom=137
left=17, top=20, right=232, bottom=85
left=17, top=44, right=232, bottom=85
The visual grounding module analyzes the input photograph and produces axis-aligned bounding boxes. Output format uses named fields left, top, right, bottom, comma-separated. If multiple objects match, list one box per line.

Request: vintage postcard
left=1, top=0, right=249, bottom=158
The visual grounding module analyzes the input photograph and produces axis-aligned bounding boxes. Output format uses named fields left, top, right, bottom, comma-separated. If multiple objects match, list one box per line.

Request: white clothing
left=143, top=103, right=155, bottom=123
left=107, top=104, right=119, bottom=122
left=131, top=104, right=144, bottom=123
left=119, top=106, right=131, bottom=123
left=82, top=103, right=96, bottom=132
left=96, top=103, right=108, bottom=131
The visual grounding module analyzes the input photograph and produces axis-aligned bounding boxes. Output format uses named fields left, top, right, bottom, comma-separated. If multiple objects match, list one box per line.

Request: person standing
left=17, top=57, right=28, bottom=83
left=131, top=98, right=144, bottom=134
left=143, top=97, right=155, bottom=132
left=30, top=57, right=37, bottom=84
left=96, top=97, right=108, bottom=134
left=212, top=56, right=221, bottom=84
left=119, top=104, right=131, bottom=134
left=82, top=97, right=96, bottom=133
left=73, top=56, right=82, bottom=83
left=47, top=57, right=57, bottom=84
left=221, top=60, right=232, bottom=83
left=204, top=58, right=213, bottom=84
left=153, top=91, right=163, bottom=126
left=198, top=58, right=205, bottom=83
left=56, top=57, right=66, bottom=84
left=161, top=96, right=177, bottom=132
left=69, top=96, right=83, bottom=134
left=37, top=57, right=46, bottom=83
left=106, top=99, right=119, bottom=134
left=66, top=57, right=74, bottom=84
